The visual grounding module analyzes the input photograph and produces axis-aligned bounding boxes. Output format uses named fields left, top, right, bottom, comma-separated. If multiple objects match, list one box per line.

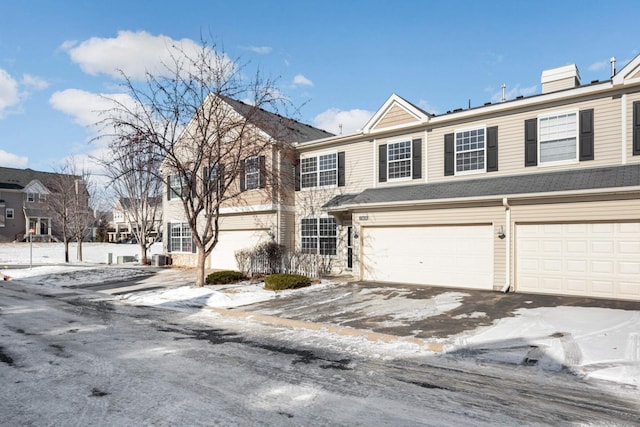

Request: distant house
left=0, top=167, right=88, bottom=242
left=108, top=197, right=162, bottom=243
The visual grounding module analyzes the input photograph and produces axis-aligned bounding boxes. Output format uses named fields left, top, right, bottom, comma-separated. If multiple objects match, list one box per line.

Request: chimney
left=610, top=56, right=616, bottom=78
left=541, top=64, right=581, bottom=94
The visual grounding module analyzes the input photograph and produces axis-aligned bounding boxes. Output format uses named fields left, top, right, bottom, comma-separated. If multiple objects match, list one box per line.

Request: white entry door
left=516, top=222, right=640, bottom=300
left=362, top=225, right=493, bottom=289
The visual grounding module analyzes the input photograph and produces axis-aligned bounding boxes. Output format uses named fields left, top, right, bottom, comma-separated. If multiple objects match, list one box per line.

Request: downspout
left=501, top=197, right=511, bottom=293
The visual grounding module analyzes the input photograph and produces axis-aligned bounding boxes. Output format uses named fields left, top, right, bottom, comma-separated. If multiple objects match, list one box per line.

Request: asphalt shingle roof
left=323, top=164, right=640, bottom=209
left=0, top=167, right=66, bottom=190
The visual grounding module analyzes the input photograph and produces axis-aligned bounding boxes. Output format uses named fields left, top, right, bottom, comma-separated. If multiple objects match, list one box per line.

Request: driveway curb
left=203, top=306, right=446, bottom=353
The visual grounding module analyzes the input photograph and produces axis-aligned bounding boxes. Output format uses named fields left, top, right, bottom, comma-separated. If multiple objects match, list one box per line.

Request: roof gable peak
left=363, top=93, right=431, bottom=134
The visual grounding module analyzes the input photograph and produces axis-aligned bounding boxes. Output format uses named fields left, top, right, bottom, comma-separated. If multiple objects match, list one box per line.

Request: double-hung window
left=301, top=153, right=337, bottom=188
left=387, top=141, right=411, bottom=179
left=27, top=192, right=36, bottom=203
left=301, top=217, right=337, bottom=256
left=455, top=127, right=485, bottom=173
left=169, top=174, right=188, bottom=200
left=6, top=208, right=14, bottom=219
left=244, top=156, right=260, bottom=190
left=539, top=111, right=578, bottom=165
left=168, top=222, right=193, bottom=252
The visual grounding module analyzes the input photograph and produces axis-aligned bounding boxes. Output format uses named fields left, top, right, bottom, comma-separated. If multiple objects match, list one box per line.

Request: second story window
left=27, top=192, right=36, bottom=203
left=387, top=141, right=411, bottom=179
left=456, top=127, right=485, bottom=173
left=244, top=156, right=260, bottom=190
left=6, top=208, right=14, bottom=219
left=301, top=153, right=337, bottom=188
left=539, top=111, right=577, bottom=165
left=168, top=173, right=189, bottom=200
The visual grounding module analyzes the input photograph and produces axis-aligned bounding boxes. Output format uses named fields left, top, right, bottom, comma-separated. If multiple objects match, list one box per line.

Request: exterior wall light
left=497, top=225, right=506, bottom=240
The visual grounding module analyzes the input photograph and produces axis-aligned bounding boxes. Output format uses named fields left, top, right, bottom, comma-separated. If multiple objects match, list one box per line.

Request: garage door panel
left=517, top=222, right=640, bottom=301
left=209, top=230, right=268, bottom=270
left=362, top=225, right=493, bottom=290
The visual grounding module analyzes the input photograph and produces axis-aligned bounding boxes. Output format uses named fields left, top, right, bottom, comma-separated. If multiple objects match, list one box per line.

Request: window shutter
left=524, top=118, right=538, bottom=167
left=239, top=159, right=246, bottom=191
left=203, top=167, right=209, bottom=193
left=579, top=109, right=594, bottom=161
left=337, top=152, right=346, bottom=187
left=634, top=101, right=640, bottom=155
left=166, top=223, right=171, bottom=253
left=378, top=144, right=387, bottom=182
left=258, top=155, right=266, bottom=189
left=412, top=139, right=422, bottom=179
left=444, top=133, right=454, bottom=176
left=166, top=175, right=171, bottom=200
left=217, top=164, right=225, bottom=192
left=487, top=126, right=499, bottom=172
left=294, top=159, right=301, bottom=191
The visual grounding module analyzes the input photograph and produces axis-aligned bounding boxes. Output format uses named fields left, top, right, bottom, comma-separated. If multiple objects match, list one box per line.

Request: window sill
left=300, top=184, right=338, bottom=191
left=455, top=169, right=486, bottom=177
left=538, top=158, right=579, bottom=168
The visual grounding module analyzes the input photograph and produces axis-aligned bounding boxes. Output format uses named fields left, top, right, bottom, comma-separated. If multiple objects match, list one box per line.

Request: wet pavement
left=239, top=281, right=640, bottom=340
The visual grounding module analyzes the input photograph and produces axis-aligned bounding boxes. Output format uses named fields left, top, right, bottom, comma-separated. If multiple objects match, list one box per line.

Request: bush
left=264, top=273, right=311, bottom=291
left=206, top=270, right=245, bottom=285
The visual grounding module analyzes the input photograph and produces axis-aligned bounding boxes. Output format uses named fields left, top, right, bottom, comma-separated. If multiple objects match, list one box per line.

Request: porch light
left=497, top=226, right=506, bottom=240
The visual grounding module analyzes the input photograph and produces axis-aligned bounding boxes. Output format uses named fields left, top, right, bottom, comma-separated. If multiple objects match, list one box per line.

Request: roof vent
left=541, top=64, right=581, bottom=94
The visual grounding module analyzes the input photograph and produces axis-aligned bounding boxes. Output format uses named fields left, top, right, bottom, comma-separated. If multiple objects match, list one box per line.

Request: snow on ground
left=1, top=242, right=639, bottom=387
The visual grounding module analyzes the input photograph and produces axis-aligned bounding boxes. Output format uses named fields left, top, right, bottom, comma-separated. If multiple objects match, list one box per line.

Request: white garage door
left=517, top=223, right=640, bottom=300
left=362, top=225, right=494, bottom=289
left=209, top=229, right=268, bottom=270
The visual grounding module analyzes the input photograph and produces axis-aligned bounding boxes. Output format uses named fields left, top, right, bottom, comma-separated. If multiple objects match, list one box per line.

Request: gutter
left=501, top=197, right=511, bottom=293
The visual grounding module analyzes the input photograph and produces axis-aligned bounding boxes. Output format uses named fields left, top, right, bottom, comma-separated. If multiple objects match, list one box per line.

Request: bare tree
left=48, top=159, right=94, bottom=262
left=100, top=38, right=291, bottom=286
left=99, top=133, right=163, bottom=264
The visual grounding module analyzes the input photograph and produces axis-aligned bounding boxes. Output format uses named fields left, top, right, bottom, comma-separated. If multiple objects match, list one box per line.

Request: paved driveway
left=240, top=281, right=640, bottom=339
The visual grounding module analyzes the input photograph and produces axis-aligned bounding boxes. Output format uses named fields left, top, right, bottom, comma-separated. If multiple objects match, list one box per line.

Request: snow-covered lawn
left=1, top=242, right=639, bottom=388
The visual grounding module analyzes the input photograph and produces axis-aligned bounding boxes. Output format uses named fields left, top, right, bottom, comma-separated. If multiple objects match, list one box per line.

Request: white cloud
left=49, top=88, right=136, bottom=130
left=588, top=60, right=608, bottom=72
left=313, top=108, right=373, bottom=135
left=62, top=30, right=230, bottom=80
left=0, top=149, right=28, bottom=168
left=293, top=74, right=313, bottom=87
left=0, top=69, right=19, bottom=117
left=242, top=45, right=272, bottom=54
left=418, top=99, right=438, bottom=115
left=489, top=84, right=537, bottom=103
left=22, top=74, right=49, bottom=90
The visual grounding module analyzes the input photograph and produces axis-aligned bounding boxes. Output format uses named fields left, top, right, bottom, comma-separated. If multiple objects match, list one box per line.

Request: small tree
left=101, top=37, right=292, bottom=286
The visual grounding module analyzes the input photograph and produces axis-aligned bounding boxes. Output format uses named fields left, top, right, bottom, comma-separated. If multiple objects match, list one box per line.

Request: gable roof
left=362, top=93, right=431, bottom=133
left=323, top=164, right=640, bottom=210
left=0, top=167, right=72, bottom=190
left=221, top=96, right=334, bottom=143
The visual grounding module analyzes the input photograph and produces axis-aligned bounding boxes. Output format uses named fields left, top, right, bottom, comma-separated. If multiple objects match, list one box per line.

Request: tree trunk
left=140, top=242, right=148, bottom=265
left=195, top=247, right=207, bottom=287
left=63, top=237, right=69, bottom=263
left=76, top=239, right=83, bottom=262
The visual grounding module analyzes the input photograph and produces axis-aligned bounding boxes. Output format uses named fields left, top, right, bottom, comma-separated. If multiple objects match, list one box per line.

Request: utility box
left=152, top=254, right=167, bottom=266
left=107, top=253, right=113, bottom=265
left=117, top=255, right=137, bottom=264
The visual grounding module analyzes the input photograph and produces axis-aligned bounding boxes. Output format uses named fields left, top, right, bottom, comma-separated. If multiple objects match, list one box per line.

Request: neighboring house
left=0, top=167, right=86, bottom=242
left=162, top=96, right=333, bottom=269
left=165, top=55, right=640, bottom=301
left=108, top=197, right=162, bottom=243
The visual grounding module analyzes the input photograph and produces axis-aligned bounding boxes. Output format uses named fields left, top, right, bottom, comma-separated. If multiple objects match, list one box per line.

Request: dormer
left=541, top=64, right=581, bottom=94
left=363, top=93, right=431, bottom=134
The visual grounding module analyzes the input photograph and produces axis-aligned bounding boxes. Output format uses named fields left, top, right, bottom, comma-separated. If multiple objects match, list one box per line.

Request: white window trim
left=168, top=221, right=193, bottom=253
left=244, top=156, right=261, bottom=191
left=27, top=192, right=36, bottom=203
left=537, top=109, right=579, bottom=168
left=169, top=173, right=182, bottom=200
left=387, top=139, right=412, bottom=181
left=6, top=208, right=14, bottom=219
left=454, top=125, right=487, bottom=176
left=300, top=151, right=338, bottom=190
left=300, top=216, right=338, bottom=257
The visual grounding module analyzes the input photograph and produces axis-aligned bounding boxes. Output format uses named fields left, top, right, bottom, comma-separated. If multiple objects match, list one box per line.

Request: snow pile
left=0, top=242, right=161, bottom=264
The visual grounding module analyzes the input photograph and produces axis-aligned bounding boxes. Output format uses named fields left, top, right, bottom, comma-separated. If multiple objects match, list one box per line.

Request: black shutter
left=258, top=155, right=266, bottom=189
left=378, top=144, right=387, bottom=182
left=203, top=167, right=209, bottom=193
left=294, top=159, right=301, bottom=191
left=412, top=139, right=422, bottom=179
left=524, top=118, right=538, bottom=167
left=579, top=109, right=594, bottom=161
left=239, top=159, right=246, bottom=191
left=337, top=151, right=345, bottom=187
left=634, top=101, right=640, bottom=155
left=166, top=223, right=171, bottom=253
left=444, top=133, right=454, bottom=176
left=487, top=126, right=498, bottom=172
left=166, top=175, right=171, bottom=200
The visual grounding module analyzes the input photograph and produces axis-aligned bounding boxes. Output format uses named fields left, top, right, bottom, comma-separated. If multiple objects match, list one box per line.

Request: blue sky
left=1, top=0, right=639, bottom=174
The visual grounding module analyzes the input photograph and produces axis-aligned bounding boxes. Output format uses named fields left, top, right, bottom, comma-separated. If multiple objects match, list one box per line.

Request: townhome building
left=0, top=167, right=87, bottom=242
left=164, top=55, right=640, bottom=301
left=108, top=197, right=162, bottom=243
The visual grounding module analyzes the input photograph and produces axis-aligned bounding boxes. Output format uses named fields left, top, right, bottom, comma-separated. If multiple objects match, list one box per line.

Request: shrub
left=264, top=273, right=311, bottom=291
left=206, top=270, right=245, bottom=285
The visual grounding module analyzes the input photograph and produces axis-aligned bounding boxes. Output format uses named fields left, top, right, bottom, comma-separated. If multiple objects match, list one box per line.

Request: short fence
left=236, top=250, right=332, bottom=279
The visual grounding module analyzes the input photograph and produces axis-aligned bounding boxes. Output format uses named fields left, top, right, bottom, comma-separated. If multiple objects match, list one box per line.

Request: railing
left=235, top=250, right=333, bottom=279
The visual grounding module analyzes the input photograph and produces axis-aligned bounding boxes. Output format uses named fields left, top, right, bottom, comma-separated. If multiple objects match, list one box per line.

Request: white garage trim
left=361, top=225, right=494, bottom=289
left=209, top=229, right=269, bottom=270
left=516, top=222, right=640, bottom=301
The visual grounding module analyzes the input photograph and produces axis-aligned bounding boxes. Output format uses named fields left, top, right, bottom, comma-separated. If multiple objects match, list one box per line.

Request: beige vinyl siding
left=542, top=77, right=578, bottom=94
left=353, top=204, right=506, bottom=288
left=374, top=104, right=419, bottom=130
left=279, top=209, right=296, bottom=249
left=217, top=212, right=276, bottom=231
left=427, top=94, right=624, bottom=183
